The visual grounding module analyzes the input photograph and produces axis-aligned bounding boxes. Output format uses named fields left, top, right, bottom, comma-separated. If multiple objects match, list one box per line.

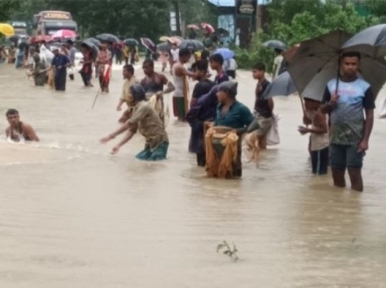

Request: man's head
left=179, top=48, right=191, bottom=64
left=142, top=59, right=154, bottom=76
left=209, top=53, right=224, bottom=70
left=130, top=85, right=146, bottom=103
left=274, top=48, right=283, bottom=56
left=216, top=81, right=238, bottom=104
left=66, top=40, right=73, bottom=48
left=6, top=109, right=20, bottom=127
left=252, top=62, right=266, bottom=80
left=341, top=51, right=360, bottom=78
left=192, top=60, right=208, bottom=81
left=53, top=47, right=59, bottom=55
left=101, top=41, right=108, bottom=50
left=171, top=43, right=177, bottom=50
left=123, top=64, right=134, bottom=79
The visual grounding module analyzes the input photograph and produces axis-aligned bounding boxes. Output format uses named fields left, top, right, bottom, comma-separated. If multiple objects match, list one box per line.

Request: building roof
left=207, top=0, right=268, bottom=7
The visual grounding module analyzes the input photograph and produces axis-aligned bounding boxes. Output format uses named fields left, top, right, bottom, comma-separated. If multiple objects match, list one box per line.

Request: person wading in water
left=5, top=109, right=39, bottom=142
left=140, top=59, right=175, bottom=124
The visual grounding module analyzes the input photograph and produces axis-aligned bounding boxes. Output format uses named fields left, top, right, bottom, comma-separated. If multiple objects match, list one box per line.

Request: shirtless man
left=5, top=109, right=39, bottom=142
left=140, top=59, right=175, bottom=123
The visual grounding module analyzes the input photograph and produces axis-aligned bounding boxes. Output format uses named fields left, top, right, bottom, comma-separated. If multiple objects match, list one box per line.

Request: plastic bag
left=267, top=114, right=280, bottom=146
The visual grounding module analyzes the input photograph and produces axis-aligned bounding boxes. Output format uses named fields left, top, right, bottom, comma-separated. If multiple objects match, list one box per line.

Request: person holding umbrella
left=321, top=51, right=375, bottom=192
left=80, top=44, right=94, bottom=87
left=96, top=41, right=112, bottom=93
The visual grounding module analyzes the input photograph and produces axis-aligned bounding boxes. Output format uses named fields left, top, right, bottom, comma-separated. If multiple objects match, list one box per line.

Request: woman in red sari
left=80, top=45, right=93, bottom=87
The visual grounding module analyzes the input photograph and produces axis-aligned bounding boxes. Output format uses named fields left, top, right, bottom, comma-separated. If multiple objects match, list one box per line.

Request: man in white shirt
left=170, top=43, right=180, bottom=73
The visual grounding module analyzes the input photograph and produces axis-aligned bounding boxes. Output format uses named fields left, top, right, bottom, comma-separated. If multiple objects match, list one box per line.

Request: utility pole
left=173, top=0, right=182, bottom=36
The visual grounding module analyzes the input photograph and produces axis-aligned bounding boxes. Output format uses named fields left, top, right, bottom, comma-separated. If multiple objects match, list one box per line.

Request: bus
left=32, top=11, right=77, bottom=36
left=9, top=21, right=28, bottom=36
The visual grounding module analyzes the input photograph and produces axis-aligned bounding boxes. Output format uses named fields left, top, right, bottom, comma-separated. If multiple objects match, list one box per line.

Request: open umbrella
left=284, top=43, right=300, bottom=62
left=140, top=37, right=157, bottom=53
left=157, top=42, right=170, bottom=52
left=159, top=36, right=169, bottom=42
left=263, top=40, right=286, bottom=51
left=51, top=29, right=76, bottom=40
left=0, top=23, right=14, bottom=37
left=342, top=24, right=386, bottom=57
left=216, top=28, right=229, bottom=36
left=187, top=24, right=199, bottom=30
left=84, top=37, right=101, bottom=46
left=288, top=30, right=386, bottom=102
left=96, top=33, right=120, bottom=43
left=31, top=35, right=51, bottom=43
left=179, top=39, right=204, bottom=52
left=213, top=48, right=234, bottom=60
left=123, top=38, right=139, bottom=47
left=167, top=36, right=182, bottom=45
left=263, top=72, right=296, bottom=99
left=82, top=40, right=99, bottom=56
left=201, top=23, right=215, bottom=34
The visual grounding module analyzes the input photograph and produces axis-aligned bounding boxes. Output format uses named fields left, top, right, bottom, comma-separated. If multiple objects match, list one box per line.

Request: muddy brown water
left=0, top=63, right=385, bottom=287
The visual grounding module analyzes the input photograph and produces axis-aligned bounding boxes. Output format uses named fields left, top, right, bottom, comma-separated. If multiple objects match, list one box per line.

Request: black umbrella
left=263, top=72, right=297, bottom=99
left=263, top=40, right=286, bottom=51
left=95, top=33, right=120, bottom=43
left=157, top=42, right=170, bottom=52
left=124, top=38, right=139, bottom=47
left=342, top=24, right=386, bottom=57
left=216, top=28, right=229, bottom=36
left=82, top=40, right=99, bottom=58
left=179, top=39, right=204, bottom=52
left=288, top=30, right=386, bottom=102
left=84, top=37, right=101, bottom=47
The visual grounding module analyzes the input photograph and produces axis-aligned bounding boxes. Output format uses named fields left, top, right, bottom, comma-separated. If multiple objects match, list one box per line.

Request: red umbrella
left=187, top=24, right=199, bottom=30
left=201, top=23, right=215, bottom=34
left=51, top=29, right=76, bottom=40
left=140, top=37, right=157, bottom=53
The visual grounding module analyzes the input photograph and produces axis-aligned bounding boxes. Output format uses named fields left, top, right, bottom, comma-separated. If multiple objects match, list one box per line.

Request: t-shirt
left=121, top=76, right=138, bottom=103
left=51, top=54, right=69, bottom=70
left=171, top=49, right=179, bottom=62
left=214, top=101, right=254, bottom=129
left=254, top=79, right=272, bottom=118
left=192, top=79, right=215, bottom=100
left=214, top=72, right=229, bottom=84
left=323, top=78, right=375, bottom=145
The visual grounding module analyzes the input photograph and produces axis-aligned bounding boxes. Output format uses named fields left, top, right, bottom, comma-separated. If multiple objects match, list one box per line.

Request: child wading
left=298, top=98, right=329, bottom=175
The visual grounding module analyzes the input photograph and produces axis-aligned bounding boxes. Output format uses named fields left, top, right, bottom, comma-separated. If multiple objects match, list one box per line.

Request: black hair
left=218, top=81, right=238, bottom=99
left=192, top=60, right=208, bottom=72
left=201, top=49, right=210, bottom=61
left=341, top=51, right=361, bottom=60
left=123, top=64, right=134, bottom=75
left=130, top=85, right=146, bottom=102
left=66, top=39, right=74, bottom=45
left=274, top=48, right=282, bottom=54
left=209, top=53, right=224, bottom=65
left=179, top=48, right=191, bottom=57
left=253, top=62, right=266, bottom=71
left=6, top=109, right=19, bottom=116
left=142, top=59, right=154, bottom=67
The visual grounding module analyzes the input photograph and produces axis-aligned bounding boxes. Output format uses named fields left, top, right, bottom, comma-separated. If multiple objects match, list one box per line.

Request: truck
left=9, top=21, right=28, bottom=37
left=32, top=10, right=77, bottom=36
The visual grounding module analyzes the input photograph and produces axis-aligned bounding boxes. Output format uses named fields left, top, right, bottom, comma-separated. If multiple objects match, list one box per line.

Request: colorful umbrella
left=167, top=36, right=182, bottom=45
left=187, top=24, right=199, bottom=30
left=159, top=36, right=169, bottom=42
left=51, top=29, right=76, bottom=40
left=213, top=48, right=234, bottom=60
left=0, top=23, right=14, bottom=37
left=179, top=39, right=204, bottom=52
left=157, top=42, right=170, bottom=52
left=124, top=38, right=139, bottom=47
left=140, top=37, right=157, bottom=53
left=201, top=23, right=215, bottom=34
left=96, top=33, right=120, bottom=43
left=31, top=35, right=51, bottom=43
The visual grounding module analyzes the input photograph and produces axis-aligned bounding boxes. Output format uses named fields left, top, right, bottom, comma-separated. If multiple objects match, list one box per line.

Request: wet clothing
left=172, top=63, right=188, bottom=119
left=136, top=141, right=169, bottom=161
left=141, top=74, right=164, bottom=95
left=128, top=101, right=169, bottom=160
left=311, top=147, right=329, bottom=175
left=214, top=72, right=229, bottom=84
left=80, top=50, right=93, bottom=86
left=33, top=62, right=47, bottom=86
left=215, top=101, right=254, bottom=129
left=96, top=50, right=112, bottom=90
left=121, top=77, right=138, bottom=104
left=254, top=79, right=272, bottom=117
left=323, top=78, right=375, bottom=146
left=51, top=54, right=69, bottom=91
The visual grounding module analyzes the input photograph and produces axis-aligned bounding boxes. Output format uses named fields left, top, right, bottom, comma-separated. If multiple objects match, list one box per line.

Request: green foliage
left=236, top=0, right=381, bottom=70
left=0, top=0, right=22, bottom=22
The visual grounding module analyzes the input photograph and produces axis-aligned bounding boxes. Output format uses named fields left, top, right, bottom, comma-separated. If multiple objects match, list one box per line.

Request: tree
left=0, top=0, right=22, bottom=22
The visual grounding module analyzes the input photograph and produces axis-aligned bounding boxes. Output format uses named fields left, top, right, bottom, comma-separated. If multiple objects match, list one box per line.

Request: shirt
left=214, top=72, right=229, bottom=84
left=254, top=79, right=272, bottom=118
left=192, top=79, right=215, bottom=100
left=128, top=101, right=169, bottom=149
left=51, top=54, right=69, bottom=70
left=214, top=101, right=254, bottom=129
left=273, top=55, right=283, bottom=79
left=323, top=78, right=375, bottom=145
left=69, top=47, right=76, bottom=65
left=171, top=49, right=179, bottom=62
left=121, top=76, right=138, bottom=103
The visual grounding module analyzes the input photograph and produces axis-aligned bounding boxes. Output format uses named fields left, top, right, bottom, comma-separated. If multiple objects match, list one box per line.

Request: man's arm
left=5, top=127, right=10, bottom=138
left=301, top=113, right=327, bottom=135
left=159, top=74, right=175, bottom=94
left=320, top=87, right=335, bottom=114
left=267, top=98, right=274, bottom=113
left=24, top=124, right=39, bottom=141
left=358, top=87, right=376, bottom=152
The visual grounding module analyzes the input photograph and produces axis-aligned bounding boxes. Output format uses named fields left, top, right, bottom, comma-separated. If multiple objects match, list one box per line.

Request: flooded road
left=0, top=63, right=385, bottom=287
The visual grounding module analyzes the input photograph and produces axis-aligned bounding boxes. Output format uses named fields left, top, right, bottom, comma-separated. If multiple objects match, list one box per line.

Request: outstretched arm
left=24, top=124, right=39, bottom=141
left=100, top=123, right=130, bottom=143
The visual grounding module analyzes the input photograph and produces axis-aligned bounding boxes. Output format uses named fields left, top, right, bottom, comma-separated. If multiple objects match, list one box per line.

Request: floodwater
left=0, top=62, right=385, bottom=288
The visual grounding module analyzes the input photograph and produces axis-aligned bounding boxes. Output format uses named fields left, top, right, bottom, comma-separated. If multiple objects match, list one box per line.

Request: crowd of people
left=1, top=37, right=374, bottom=192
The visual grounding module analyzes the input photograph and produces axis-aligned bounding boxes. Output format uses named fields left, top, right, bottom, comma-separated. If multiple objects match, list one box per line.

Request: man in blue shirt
left=322, top=51, right=375, bottom=192
left=51, top=47, right=70, bottom=91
